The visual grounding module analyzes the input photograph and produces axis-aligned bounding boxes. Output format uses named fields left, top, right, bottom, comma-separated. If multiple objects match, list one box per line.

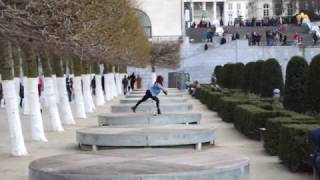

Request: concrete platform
left=111, top=104, right=192, bottom=113
left=119, top=97, right=188, bottom=104
left=126, top=93, right=183, bottom=98
left=29, top=151, right=249, bottom=180
left=98, top=113, right=201, bottom=126
left=76, top=125, right=215, bottom=151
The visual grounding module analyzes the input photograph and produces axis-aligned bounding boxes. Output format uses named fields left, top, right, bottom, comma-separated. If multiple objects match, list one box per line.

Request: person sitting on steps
left=131, top=75, right=168, bottom=115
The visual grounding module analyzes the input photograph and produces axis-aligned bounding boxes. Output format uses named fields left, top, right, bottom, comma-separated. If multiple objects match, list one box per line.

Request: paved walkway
left=0, top=95, right=312, bottom=180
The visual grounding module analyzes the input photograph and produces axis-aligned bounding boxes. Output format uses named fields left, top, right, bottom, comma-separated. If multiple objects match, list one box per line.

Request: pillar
left=213, top=1, right=217, bottom=21
left=191, top=2, right=195, bottom=23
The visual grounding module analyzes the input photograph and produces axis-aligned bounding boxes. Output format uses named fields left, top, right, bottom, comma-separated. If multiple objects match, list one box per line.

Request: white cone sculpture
left=2, top=80, right=28, bottom=156
left=28, top=78, right=48, bottom=142
left=57, top=77, right=75, bottom=125
left=74, top=76, right=86, bottom=118
left=43, top=77, right=64, bottom=132
left=95, top=75, right=105, bottom=106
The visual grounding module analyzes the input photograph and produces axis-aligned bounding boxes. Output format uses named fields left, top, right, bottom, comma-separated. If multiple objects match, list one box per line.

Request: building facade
left=135, top=0, right=184, bottom=41
left=184, top=0, right=248, bottom=26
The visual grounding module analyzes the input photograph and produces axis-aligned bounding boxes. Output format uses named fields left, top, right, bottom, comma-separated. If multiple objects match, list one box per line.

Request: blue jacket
left=149, top=83, right=167, bottom=96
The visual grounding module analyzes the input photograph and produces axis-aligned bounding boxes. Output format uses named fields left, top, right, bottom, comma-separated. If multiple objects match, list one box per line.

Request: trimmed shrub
left=284, top=56, right=309, bottom=113
left=260, top=59, right=284, bottom=97
left=231, top=63, right=245, bottom=89
left=252, top=60, right=264, bottom=95
left=214, top=65, right=223, bottom=84
left=234, top=104, right=277, bottom=140
left=307, top=54, right=320, bottom=113
left=279, top=124, right=320, bottom=172
left=264, top=115, right=317, bottom=156
left=243, top=62, right=256, bottom=93
left=220, top=64, right=233, bottom=88
left=218, top=97, right=249, bottom=123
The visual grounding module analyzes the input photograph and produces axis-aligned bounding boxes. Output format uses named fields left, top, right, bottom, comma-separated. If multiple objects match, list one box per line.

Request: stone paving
left=0, top=92, right=313, bottom=180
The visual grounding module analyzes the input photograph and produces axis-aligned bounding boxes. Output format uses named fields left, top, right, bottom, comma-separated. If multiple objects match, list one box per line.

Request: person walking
left=0, top=82, right=4, bottom=108
left=122, top=75, right=129, bottom=95
left=313, top=32, right=318, bottom=46
left=131, top=75, right=168, bottom=115
left=66, top=75, right=73, bottom=102
left=19, top=82, right=24, bottom=108
left=129, top=73, right=136, bottom=90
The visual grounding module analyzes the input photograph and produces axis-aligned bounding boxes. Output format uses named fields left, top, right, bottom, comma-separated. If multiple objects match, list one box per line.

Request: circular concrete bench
left=120, top=97, right=188, bottom=104
left=76, top=125, right=215, bottom=151
left=111, top=104, right=192, bottom=113
left=29, top=152, right=249, bottom=180
left=98, top=113, right=201, bottom=126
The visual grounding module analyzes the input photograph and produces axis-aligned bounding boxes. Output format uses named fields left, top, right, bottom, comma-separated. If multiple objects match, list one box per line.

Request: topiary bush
left=284, top=56, right=309, bottom=113
left=260, top=59, right=284, bottom=97
left=307, top=54, right=320, bottom=113
left=264, top=115, right=317, bottom=156
left=243, top=62, right=256, bottom=93
left=218, top=97, right=249, bottom=123
left=220, top=64, right=233, bottom=88
left=231, top=63, right=245, bottom=89
left=214, top=65, right=223, bottom=84
left=234, top=104, right=277, bottom=140
left=279, top=124, right=320, bottom=172
left=252, top=60, right=264, bottom=95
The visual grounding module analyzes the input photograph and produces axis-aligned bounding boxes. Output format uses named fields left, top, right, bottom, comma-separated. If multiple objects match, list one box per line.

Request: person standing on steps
left=131, top=75, right=168, bottom=115
left=129, top=73, right=136, bottom=90
left=122, top=75, right=129, bottom=95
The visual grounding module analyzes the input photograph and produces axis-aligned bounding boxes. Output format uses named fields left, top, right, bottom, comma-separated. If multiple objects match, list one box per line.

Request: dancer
left=131, top=75, right=167, bottom=115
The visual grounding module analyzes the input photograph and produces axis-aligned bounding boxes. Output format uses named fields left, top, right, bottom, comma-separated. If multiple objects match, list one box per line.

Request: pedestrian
left=313, top=32, right=318, bottom=46
left=122, top=75, right=129, bottom=95
left=91, top=76, right=96, bottom=96
left=131, top=75, right=168, bottom=115
left=19, top=82, right=24, bottom=108
left=129, top=73, right=136, bottom=90
left=136, top=75, right=142, bottom=89
left=66, top=75, right=73, bottom=102
left=204, top=43, right=208, bottom=50
left=0, top=82, right=4, bottom=108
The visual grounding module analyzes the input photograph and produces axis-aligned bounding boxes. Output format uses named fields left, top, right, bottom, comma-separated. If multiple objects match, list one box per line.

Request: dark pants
left=134, top=90, right=160, bottom=113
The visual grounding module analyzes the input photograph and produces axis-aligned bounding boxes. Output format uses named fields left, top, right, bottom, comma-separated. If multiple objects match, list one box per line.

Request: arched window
left=263, top=4, right=270, bottom=17
left=135, top=9, right=152, bottom=38
left=287, top=3, right=293, bottom=16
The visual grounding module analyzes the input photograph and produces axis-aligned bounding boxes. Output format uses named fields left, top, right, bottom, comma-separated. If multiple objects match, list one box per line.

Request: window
left=237, top=3, right=241, bottom=10
left=228, top=3, right=233, bottom=10
left=288, top=3, right=293, bottom=16
left=135, top=9, right=152, bottom=38
left=263, top=4, right=270, bottom=17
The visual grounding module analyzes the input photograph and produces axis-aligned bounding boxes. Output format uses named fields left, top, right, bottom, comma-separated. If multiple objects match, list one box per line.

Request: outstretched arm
left=156, top=83, right=168, bottom=95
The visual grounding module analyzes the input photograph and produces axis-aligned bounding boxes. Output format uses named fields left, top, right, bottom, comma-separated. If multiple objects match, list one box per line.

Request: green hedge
left=279, top=124, right=320, bottom=172
left=218, top=97, right=249, bottom=123
left=264, top=115, right=317, bottom=156
left=234, top=104, right=278, bottom=140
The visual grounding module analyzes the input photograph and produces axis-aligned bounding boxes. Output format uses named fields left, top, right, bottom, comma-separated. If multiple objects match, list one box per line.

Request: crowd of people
left=121, top=73, right=142, bottom=95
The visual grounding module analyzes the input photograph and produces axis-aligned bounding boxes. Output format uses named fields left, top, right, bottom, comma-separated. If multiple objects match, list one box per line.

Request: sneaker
left=131, top=106, right=136, bottom=113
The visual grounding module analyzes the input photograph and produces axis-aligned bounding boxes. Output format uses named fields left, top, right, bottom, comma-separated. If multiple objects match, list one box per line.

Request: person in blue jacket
left=310, top=128, right=320, bottom=177
left=131, top=75, right=168, bottom=115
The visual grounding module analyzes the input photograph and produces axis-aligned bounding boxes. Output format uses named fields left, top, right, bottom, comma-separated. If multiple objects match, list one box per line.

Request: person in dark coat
left=310, top=128, right=320, bottom=177
left=122, top=75, right=129, bottom=95
left=129, top=73, right=136, bottom=90
left=19, top=82, right=24, bottom=108
left=101, top=75, right=105, bottom=95
left=0, top=83, right=3, bottom=108
left=66, top=76, right=73, bottom=102
left=91, top=76, right=96, bottom=95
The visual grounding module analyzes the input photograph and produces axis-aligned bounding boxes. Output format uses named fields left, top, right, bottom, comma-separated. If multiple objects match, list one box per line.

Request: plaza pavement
left=0, top=94, right=312, bottom=180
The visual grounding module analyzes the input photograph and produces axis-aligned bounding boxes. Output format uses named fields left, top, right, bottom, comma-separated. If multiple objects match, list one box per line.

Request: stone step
left=119, top=97, right=188, bottom=104
left=98, top=112, right=201, bottom=126
left=111, top=104, right=192, bottom=113
left=76, top=125, right=215, bottom=151
left=29, top=151, right=249, bottom=180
